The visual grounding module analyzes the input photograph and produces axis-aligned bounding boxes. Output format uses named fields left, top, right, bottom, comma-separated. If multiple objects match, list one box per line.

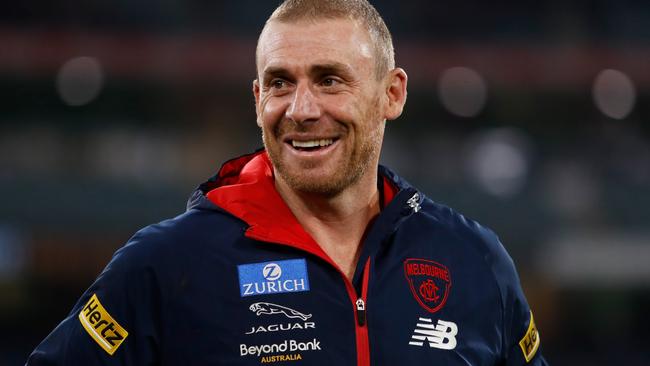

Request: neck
left=274, top=169, right=381, bottom=280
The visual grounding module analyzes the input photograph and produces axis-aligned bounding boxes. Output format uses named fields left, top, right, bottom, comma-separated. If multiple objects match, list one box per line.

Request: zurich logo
left=263, top=263, right=282, bottom=281
left=238, top=259, right=310, bottom=297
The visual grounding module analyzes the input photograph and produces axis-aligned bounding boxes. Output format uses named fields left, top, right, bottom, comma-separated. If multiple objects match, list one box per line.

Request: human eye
left=318, top=76, right=347, bottom=93
left=265, top=78, right=293, bottom=96
left=270, top=78, right=287, bottom=89
left=320, top=77, right=340, bottom=87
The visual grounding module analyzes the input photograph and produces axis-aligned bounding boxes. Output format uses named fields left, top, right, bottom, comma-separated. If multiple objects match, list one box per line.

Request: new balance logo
left=409, top=318, right=458, bottom=350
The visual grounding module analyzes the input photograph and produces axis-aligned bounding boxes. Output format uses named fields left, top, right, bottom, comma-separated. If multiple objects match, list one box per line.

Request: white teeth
left=292, top=139, right=334, bottom=148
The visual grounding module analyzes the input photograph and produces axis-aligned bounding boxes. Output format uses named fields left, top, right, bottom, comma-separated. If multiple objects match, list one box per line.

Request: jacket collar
left=194, top=150, right=403, bottom=252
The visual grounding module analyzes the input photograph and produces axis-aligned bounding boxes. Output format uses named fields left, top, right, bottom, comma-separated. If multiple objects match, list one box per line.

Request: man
left=27, top=0, right=548, bottom=365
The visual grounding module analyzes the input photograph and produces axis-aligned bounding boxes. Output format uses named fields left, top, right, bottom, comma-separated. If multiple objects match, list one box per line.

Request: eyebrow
left=261, top=62, right=355, bottom=83
left=310, top=62, right=354, bottom=79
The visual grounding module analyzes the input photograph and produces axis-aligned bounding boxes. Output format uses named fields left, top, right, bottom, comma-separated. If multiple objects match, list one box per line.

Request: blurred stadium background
left=1, top=0, right=649, bottom=364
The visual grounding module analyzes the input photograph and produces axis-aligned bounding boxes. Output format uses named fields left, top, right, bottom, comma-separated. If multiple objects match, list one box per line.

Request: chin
left=281, top=164, right=367, bottom=197
left=283, top=173, right=343, bottom=196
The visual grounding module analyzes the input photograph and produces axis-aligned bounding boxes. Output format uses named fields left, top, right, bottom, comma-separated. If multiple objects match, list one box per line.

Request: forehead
left=257, top=18, right=374, bottom=75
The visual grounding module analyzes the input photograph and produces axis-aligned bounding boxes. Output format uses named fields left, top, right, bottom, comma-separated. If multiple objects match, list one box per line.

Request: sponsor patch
left=78, top=294, right=128, bottom=355
left=245, top=321, right=316, bottom=335
left=261, top=353, right=302, bottom=363
left=240, top=338, right=321, bottom=357
left=246, top=302, right=315, bottom=335
left=238, top=259, right=310, bottom=297
left=250, top=302, right=312, bottom=321
left=409, top=317, right=458, bottom=350
left=519, top=311, right=540, bottom=362
left=404, top=258, right=451, bottom=313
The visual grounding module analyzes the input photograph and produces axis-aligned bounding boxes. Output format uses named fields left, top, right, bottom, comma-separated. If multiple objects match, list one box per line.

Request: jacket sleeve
left=26, top=228, right=165, bottom=365
left=481, top=228, right=548, bottom=366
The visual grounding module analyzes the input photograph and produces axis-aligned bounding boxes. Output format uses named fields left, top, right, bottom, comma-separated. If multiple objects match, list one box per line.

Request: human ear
left=384, top=68, right=408, bottom=121
left=253, top=79, right=262, bottom=128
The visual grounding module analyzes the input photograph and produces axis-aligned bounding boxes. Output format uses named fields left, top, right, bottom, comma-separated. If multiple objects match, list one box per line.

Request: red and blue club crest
left=404, top=258, right=451, bottom=313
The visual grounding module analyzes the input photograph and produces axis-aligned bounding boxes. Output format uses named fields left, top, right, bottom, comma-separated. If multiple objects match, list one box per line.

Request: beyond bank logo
left=238, top=259, right=310, bottom=297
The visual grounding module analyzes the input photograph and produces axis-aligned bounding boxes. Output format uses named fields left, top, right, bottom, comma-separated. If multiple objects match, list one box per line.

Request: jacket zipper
left=350, top=259, right=371, bottom=366
left=226, top=245, right=379, bottom=366
left=355, top=298, right=366, bottom=326
left=245, top=228, right=374, bottom=366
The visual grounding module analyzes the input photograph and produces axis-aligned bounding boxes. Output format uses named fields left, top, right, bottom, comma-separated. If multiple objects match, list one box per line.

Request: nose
left=286, top=83, right=321, bottom=124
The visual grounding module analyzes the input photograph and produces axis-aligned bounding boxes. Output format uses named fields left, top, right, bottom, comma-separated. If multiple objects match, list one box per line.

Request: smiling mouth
left=290, top=138, right=336, bottom=151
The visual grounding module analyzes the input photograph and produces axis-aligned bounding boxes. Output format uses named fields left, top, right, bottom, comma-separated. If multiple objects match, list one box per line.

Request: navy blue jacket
left=27, top=150, right=548, bottom=365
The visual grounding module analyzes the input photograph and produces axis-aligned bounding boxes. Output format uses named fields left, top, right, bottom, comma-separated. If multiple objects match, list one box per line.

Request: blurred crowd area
left=1, top=1, right=650, bottom=365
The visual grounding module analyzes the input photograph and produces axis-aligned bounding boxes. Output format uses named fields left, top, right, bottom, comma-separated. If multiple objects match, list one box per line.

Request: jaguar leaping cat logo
left=249, top=302, right=312, bottom=321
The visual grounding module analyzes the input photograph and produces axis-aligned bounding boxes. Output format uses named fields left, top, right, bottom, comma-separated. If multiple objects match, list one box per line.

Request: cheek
left=259, top=98, right=288, bottom=131
left=322, top=94, right=360, bottom=122
left=331, top=94, right=379, bottom=129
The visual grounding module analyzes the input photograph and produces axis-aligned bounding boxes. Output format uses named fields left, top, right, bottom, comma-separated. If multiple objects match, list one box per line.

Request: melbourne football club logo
left=404, top=258, right=451, bottom=313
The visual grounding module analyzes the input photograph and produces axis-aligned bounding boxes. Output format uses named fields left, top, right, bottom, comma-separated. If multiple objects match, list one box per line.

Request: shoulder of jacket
left=418, top=196, right=518, bottom=288
left=109, top=208, right=246, bottom=271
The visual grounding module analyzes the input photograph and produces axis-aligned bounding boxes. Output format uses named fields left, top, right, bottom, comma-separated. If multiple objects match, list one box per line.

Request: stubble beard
left=263, top=108, right=384, bottom=197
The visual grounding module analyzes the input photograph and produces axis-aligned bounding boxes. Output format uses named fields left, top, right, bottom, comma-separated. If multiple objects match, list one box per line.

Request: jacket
left=27, top=150, right=548, bottom=365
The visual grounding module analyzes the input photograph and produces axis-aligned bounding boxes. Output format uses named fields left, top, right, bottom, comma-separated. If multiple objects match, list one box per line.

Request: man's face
left=254, top=18, right=389, bottom=196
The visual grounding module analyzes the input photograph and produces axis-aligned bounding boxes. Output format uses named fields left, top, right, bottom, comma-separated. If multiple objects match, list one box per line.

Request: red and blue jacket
left=27, top=150, right=548, bottom=365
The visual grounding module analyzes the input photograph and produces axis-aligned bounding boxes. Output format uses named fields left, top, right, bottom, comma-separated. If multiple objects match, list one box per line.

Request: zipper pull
left=356, top=298, right=366, bottom=326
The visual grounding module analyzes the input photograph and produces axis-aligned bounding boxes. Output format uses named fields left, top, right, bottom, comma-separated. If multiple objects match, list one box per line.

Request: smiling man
left=253, top=9, right=407, bottom=280
left=27, top=1, right=547, bottom=365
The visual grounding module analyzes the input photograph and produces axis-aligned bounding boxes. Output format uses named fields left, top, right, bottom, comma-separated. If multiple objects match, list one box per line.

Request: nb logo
left=409, top=318, right=458, bottom=350
left=263, top=263, right=282, bottom=281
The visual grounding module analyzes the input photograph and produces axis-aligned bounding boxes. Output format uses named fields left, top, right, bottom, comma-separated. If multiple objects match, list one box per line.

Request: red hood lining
left=206, top=151, right=398, bottom=257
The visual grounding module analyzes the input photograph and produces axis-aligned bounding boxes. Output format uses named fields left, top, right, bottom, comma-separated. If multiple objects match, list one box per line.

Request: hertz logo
left=519, top=311, right=540, bottom=363
left=78, top=294, right=128, bottom=355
